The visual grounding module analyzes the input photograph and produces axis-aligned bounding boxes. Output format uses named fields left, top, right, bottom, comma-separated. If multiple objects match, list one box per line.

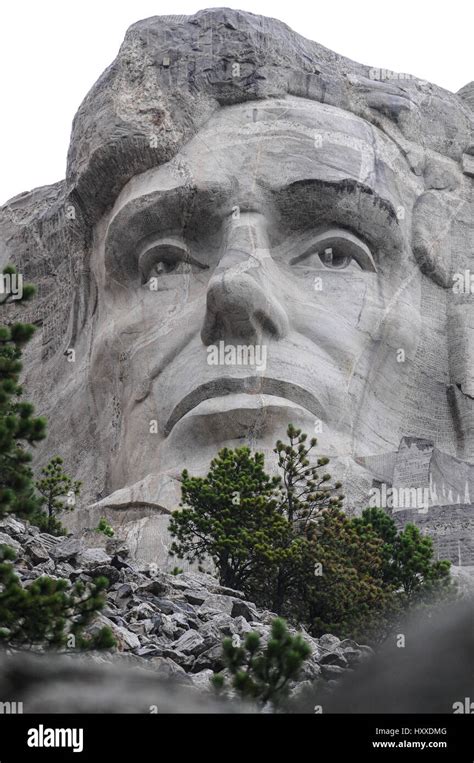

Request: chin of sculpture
left=1, top=9, right=474, bottom=570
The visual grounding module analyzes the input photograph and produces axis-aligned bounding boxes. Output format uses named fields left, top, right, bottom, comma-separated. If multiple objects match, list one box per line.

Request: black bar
left=0, top=714, right=472, bottom=760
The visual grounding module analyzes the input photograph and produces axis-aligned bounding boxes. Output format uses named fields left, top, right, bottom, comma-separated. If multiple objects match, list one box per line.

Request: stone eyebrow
left=269, top=177, right=404, bottom=260
left=105, top=180, right=225, bottom=259
left=273, top=178, right=400, bottom=225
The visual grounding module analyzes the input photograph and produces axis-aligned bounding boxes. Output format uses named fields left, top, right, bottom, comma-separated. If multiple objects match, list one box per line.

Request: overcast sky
left=1, top=0, right=472, bottom=205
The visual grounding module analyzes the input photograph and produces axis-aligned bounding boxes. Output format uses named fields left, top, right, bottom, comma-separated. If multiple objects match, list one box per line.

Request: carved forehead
left=107, top=97, right=414, bottom=231
left=175, top=98, right=413, bottom=190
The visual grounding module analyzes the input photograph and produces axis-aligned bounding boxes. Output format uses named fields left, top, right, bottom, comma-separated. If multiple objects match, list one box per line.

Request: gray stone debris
left=0, top=515, right=370, bottom=708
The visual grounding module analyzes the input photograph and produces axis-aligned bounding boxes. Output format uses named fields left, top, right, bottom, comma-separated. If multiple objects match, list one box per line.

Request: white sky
left=1, top=0, right=472, bottom=206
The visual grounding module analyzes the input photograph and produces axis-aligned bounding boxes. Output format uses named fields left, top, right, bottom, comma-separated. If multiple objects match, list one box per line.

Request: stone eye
left=148, top=258, right=181, bottom=278
left=318, top=248, right=354, bottom=269
left=137, top=237, right=208, bottom=285
left=290, top=228, right=377, bottom=273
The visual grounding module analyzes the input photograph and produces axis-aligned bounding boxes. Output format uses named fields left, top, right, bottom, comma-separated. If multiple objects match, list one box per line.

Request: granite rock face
left=0, top=8, right=473, bottom=567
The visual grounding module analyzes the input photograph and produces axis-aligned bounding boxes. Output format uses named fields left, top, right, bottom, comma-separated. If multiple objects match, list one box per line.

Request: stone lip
left=164, top=380, right=324, bottom=435
left=0, top=513, right=371, bottom=711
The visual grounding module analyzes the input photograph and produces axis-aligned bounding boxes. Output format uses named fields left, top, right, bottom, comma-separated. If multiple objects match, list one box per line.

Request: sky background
left=1, top=0, right=472, bottom=205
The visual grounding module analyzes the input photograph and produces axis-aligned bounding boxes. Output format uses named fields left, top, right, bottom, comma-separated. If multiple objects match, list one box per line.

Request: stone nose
left=200, top=211, right=289, bottom=345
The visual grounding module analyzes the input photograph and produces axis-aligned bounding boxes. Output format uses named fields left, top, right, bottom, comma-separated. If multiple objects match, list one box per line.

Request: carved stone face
left=2, top=8, right=473, bottom=565
left=89, top=96, right=429, bottom=512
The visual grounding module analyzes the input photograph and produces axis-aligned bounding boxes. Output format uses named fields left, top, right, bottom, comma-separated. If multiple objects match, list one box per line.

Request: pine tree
left=212, top=617, right=311, bottom=707
left=0, top=544, right=115, bottom=649
left=0, top=265, right=46, bottom=520
left=298, top=508, right=399, bottom=641
left=169, top=446, right=288, bottom=592
left=269, top=424, right=344, bottom=613
left=274, top=424, right=344, bottom=526
left=353, top=507, right=455, bottom=604
left=1, top=267, right=113, bottom=652
left=32, top=456, right=81, bottom=536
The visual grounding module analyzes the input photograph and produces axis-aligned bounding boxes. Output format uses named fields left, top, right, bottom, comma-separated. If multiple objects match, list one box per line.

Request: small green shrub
left=212, top=617, right=311, bottom=707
